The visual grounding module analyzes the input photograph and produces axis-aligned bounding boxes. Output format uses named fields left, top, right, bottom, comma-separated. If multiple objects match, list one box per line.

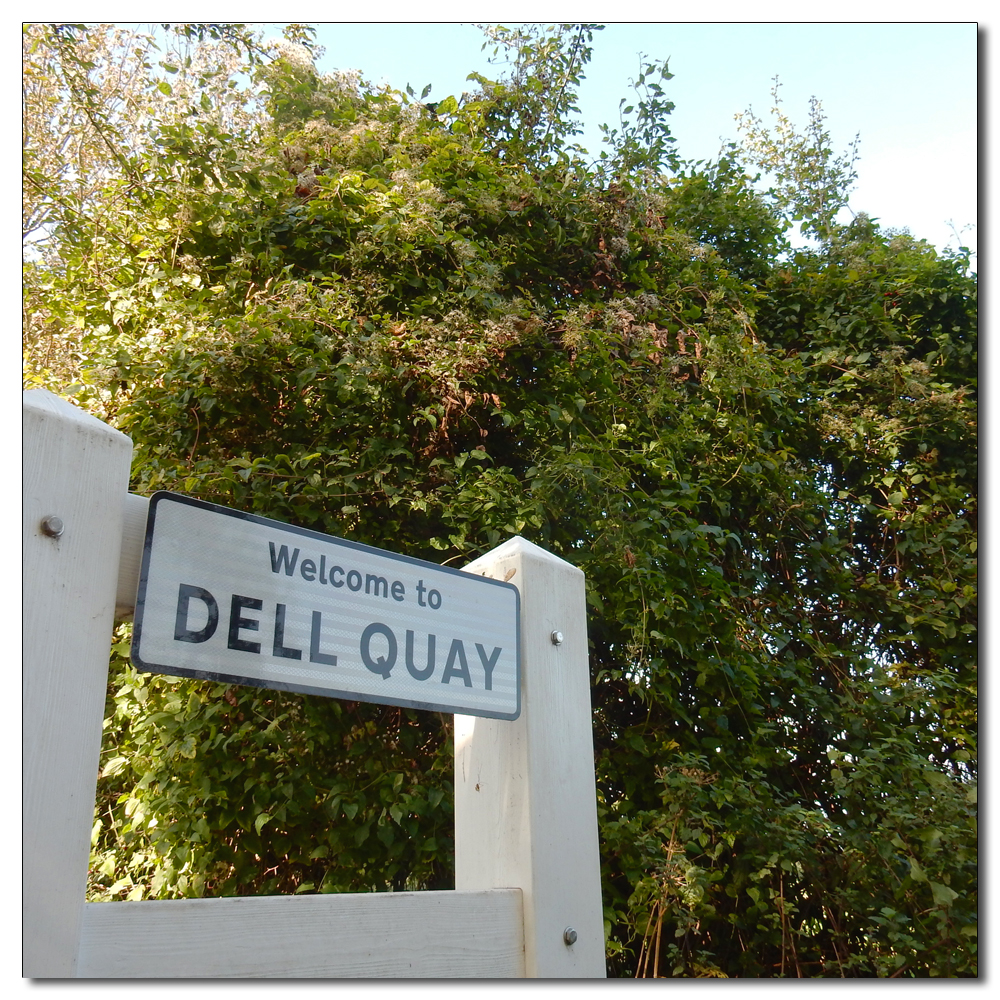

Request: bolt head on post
left=41, top=515, right=65, bottom=538
left=551, top=630, right=564, bottom=645
left=563, top=927, right=578, bottom=946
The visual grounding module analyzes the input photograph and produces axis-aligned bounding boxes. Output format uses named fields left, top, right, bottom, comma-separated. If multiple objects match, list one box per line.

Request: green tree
left=734, top=76, right=860, bottom=241
left=24, top=22, right=976, bottom=977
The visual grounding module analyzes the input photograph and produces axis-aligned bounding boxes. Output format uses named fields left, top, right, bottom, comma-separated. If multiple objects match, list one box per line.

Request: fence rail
left=78, top=889, right=524, bottom=978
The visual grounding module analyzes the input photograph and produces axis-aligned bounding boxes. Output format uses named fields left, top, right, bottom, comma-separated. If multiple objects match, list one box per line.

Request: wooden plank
left=455, top=538, right=606, bottom=978
left=77, top=888, right=524, bottom=978
left=23, top=390, right=134, bottom=977
left=115, top=492, right=148, bottom=618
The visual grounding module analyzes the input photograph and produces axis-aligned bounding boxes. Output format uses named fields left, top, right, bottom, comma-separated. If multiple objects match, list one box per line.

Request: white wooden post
left=23, top=390, right=134, bottom=977
left=455, top=537, right=606, bottom=978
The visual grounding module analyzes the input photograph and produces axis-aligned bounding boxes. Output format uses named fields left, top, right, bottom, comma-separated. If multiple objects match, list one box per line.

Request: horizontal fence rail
left=78, top=889, right=524, bottom=978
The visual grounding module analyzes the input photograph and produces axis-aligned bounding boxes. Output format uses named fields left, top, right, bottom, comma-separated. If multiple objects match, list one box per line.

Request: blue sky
left=302, top=21, right=978, bottom=260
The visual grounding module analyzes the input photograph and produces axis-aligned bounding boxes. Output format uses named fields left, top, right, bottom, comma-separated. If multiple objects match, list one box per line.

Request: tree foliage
left=23, top=22, right=976, bottom=977
left=734, top=76, right=861, bottom=241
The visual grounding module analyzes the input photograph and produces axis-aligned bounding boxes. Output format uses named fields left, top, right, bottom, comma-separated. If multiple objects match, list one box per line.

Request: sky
left=302, top=20, right=978, bottom=260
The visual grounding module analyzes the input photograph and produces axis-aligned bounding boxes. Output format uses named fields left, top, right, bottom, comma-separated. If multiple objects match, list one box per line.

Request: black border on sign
left=131, top=491, right=521, bottom=720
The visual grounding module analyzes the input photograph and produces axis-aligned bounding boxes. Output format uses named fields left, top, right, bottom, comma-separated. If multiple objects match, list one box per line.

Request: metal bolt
left=41, top=515, right=64, bottom=538
left=551, top=630, right=564, bottom=645
left=563, top=927, right=578, bottom=946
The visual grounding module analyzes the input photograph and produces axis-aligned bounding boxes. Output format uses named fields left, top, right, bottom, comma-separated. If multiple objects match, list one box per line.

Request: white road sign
left=132, top=492, right=521, bottom=719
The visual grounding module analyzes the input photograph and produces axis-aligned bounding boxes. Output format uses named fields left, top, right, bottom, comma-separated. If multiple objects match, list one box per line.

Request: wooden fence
left=23, top=388, right=605, bottom=978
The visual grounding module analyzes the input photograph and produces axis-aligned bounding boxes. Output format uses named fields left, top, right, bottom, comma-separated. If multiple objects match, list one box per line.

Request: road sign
left=132, top=492, right=521, bottom=719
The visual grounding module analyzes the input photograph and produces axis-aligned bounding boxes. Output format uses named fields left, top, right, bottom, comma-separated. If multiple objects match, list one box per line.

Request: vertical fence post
left=23, top=390, right=133, bottom=977
left=455, top=537, right=606, bottom=978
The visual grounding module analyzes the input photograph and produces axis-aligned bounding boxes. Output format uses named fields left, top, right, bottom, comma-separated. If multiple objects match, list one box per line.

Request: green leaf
left=102, top=756, right=129, bottom=778
left=930, top=881, right=959, bottom=907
